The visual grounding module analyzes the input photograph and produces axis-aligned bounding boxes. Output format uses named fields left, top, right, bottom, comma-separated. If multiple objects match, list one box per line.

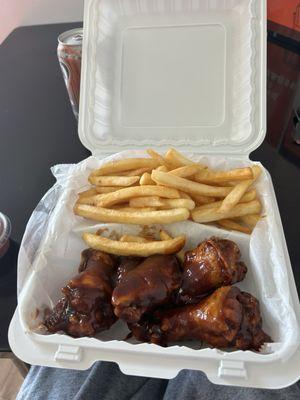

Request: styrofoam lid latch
left=54, top=345, right=82, bottom=362
left=79, top=0, right=266, bottom=156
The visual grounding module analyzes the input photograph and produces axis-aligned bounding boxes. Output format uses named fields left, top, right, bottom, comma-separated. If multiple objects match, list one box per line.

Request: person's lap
left=17, top=362, right=300, bottom=400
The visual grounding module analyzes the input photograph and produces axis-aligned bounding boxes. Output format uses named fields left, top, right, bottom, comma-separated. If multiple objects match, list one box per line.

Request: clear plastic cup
left=0, top=212, right=11, bottom=258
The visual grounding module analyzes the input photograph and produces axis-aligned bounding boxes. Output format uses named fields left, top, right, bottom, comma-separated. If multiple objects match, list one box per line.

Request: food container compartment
left=11, top=151, right=300, bottom=389
left=9, top=0, right=300, bottom=389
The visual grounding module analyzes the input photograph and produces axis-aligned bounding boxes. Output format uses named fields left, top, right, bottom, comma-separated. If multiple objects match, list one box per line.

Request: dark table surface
left=0, top=22, right=299, bottom=352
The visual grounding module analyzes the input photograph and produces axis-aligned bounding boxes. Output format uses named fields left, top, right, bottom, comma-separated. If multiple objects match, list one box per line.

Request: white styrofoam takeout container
left=9, top=0, right=300, bottom=389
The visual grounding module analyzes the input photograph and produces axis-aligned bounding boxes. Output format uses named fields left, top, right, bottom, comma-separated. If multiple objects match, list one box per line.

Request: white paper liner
left=17, top=150, right=299, bottom=357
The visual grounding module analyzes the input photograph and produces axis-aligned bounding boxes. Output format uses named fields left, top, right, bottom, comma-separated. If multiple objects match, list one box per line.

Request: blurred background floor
left=0, top=359, right=24, bottom=400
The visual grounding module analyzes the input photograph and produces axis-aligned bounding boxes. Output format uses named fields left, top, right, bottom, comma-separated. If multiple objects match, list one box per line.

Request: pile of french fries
left=74, top=148, right=263, bottom=236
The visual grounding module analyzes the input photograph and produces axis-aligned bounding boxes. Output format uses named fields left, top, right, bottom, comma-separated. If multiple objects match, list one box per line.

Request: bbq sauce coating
left=129, top=286, right=271, bottom=351
left=112, top=254, right=181, bottom=323
left=44, top=249, right=117, bottom=337
left=180, top=237, right=247, bottom=303
left=79, top=248, right=116, bottom=273
left=116, top=257, right=142, bottom=285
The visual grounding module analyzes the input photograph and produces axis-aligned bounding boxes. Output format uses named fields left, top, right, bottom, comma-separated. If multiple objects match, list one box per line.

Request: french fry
left=157, top=198, right=195, bottom=210
left=147, top=149, right=167, bottom=166
left=90, top=158, right=160, bottom=177
left=159, top=230, right=172, bottom=241
left=156, top=165, right=169, bottom=172
left=191, top=200, right=261, bottom=223
left=240, top=189, right=257, bottom=202
left=190, top=194, right=216, bottom=205
left=192, top=189, right=256, bottom=211
left=120, top=235, right=150, bottom=243
left=118, top=167, right=151, bottom=176
left=194, top=167, right=254, bottom=184
left=239, top=214, right=261, bottom=227
left=82, top=232, right=186, bottom=257
left=219, top=181, right=251, bottom=213
left=76, top=193, right=105, bottom=205
left=74, top=204, right=189, bottom=224
left=165, top=148, right=205, bottom=168
left=151, top=170, right=232, bottom=198
left=128, top=197, right=195, bottom=210
left=140, top=172, right=155, bottom=185
left=95, top=186, right=124, bottom=194
left=179, top=191, right=192, bottom=200
left=78, top=188, right=98, bottom=198
left=129, top=196, right=164, bottom=208
left=113, top=206, right=157, bottom=212
left=217, top=219, right=252, bottom=234
left=218, top=166, right=261, bottom=213
left=251, top=165, right=262, bottom=179
left=97, top=185, right=180, bottom=207
left=89, top=175, right=140, bottom=187
left=169, top=164, right=202, bottom=178
left=221, top=181, right=243, bottom=187
left=159, top=230, right=185, bottom=262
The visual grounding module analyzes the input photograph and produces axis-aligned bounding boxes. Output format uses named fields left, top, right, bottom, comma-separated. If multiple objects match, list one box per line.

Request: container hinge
left=55, top=345, right=82, bottom=362
left=218, top=360, right=247, bottom=379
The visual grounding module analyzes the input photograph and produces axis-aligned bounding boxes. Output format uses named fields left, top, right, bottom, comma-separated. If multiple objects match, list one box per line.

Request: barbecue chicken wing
left=79, top=248, right=116, bottom=273
left=180, top=237, right=247, bottom=303
left=112, top=254, right=181, bottom=323
left=44, top=249, right=117, bottom=337
left=116, top=257, right=142, bottom=285
left=130, top=286, right=271, bottom=351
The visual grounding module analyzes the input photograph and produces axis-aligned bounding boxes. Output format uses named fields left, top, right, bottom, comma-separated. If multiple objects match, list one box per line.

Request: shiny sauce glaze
left=180, top=237, right=247, bottom=303
left=116, top=257, right=142, bottom=285
left=112, top=254, right=181, bottom=323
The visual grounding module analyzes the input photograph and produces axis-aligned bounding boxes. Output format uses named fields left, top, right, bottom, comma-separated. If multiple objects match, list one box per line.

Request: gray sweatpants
left=17, top=362, right=300, bottom=400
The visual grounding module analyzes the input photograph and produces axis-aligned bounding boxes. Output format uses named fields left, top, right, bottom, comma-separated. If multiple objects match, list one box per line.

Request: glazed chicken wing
left=78, top=248, right=116, bottom=273
left=112, top=254, right=181, bottom=323
left=180, top=237, right=247, bottom=303
left=44, top=249, right=117, bottom=337
left=130, top=286, right=271, bottom=350
left=116, top=257, right=142, bottom=285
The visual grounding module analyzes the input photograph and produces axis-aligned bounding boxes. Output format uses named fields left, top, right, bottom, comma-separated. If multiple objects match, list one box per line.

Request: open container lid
left=79, top=0, right=266, bottom=156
